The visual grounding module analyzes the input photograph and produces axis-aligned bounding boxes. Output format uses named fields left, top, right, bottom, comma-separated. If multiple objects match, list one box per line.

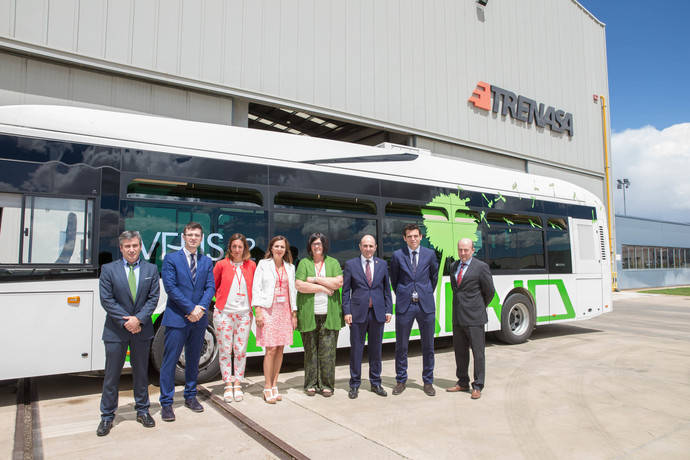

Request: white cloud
left=611, top=123, right=690, bottom=223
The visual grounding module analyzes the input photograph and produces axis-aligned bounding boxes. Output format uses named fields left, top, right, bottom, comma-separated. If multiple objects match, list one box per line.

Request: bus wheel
left=150, top=325, right=221, bottom=384
left=496, top=293, right=535, bottom=344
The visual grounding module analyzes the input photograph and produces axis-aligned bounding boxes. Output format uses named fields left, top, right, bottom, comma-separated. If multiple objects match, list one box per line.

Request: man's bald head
left=359, top=234, right=377, bottom=259
left=457, top=238, right=474, bottom=263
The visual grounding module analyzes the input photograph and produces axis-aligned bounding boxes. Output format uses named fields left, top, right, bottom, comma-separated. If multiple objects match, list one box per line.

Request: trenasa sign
left=468, top=81, right=574, bottom=137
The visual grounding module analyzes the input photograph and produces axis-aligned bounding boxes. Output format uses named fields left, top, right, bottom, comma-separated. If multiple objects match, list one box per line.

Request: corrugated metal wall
left=0, top=0, right=609, bottom=175
left=0, top=52, right=234, bottom=122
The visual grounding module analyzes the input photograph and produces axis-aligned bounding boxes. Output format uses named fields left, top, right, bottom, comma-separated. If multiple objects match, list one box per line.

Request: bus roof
left=0, top=105, right=604, bottom=212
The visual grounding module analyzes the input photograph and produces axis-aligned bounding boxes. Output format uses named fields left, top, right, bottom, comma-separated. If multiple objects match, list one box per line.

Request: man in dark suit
left=342, top=234, right=393, bottom=399
left=159, top=222, right=215, bottom=421
left=446, top=238, right=495, bottom=399
left=97, top=230, right=160, bottom=436
left=389, top=223, right=439, bottom=396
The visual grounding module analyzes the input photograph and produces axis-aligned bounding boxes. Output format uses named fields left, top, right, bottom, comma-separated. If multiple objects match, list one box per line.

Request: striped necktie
left=190, top=253, right=197, bottom=283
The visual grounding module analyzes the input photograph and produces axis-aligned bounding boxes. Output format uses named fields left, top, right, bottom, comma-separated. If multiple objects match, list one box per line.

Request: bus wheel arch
left=496, top=291, right=535, bottom=345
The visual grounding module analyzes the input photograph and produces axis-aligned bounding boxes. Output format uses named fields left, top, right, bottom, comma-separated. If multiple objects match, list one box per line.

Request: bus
left=0, top=105, right=612, bottom=383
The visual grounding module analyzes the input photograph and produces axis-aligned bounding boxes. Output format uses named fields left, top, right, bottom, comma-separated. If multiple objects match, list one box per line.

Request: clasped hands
left=123, top=316, right=141, bottom=334
left=186, top=305, right=205, bottom=323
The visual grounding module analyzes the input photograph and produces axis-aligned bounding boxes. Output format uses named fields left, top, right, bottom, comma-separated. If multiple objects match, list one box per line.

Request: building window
left=621, top=244, right=690, bottom=271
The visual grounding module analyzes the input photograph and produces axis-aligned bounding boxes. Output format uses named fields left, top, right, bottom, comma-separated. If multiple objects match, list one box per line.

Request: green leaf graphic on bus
left=422, top=192, right=479, bottom=314
left=423, top=192, right=478, bottom=254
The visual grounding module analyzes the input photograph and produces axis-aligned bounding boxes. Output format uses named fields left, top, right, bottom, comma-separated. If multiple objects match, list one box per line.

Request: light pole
left=616, top=178, right=630, bottom=215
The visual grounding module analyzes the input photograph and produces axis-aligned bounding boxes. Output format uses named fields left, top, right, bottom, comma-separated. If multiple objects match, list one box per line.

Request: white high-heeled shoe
left=263, top=388, right=276, bottom=404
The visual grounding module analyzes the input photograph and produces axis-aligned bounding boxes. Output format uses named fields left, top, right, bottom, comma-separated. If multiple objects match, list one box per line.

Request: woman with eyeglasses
left=295, top=233, right=344, bottom=397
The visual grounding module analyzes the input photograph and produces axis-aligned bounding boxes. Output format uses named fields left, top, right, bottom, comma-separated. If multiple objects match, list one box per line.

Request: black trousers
left=452, top=324, right=485, bottom=390
left=100, top=339, right=151, bottom=421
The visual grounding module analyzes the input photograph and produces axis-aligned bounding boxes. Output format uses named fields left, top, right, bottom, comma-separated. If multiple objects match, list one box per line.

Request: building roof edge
left=571, top=0, right=605, bottom=27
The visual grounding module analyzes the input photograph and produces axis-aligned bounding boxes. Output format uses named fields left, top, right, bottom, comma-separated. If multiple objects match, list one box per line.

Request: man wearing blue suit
left=342, top=234, right=392, bottom=399
left=97, top=230, right=160, bottom=436
left=389, top=223, right=439, bottom=397
left=159, top=222, right=215, bottom=422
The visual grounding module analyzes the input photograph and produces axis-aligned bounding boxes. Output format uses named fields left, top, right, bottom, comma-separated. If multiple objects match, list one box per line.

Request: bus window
left=124, top=181, right=267, bottom=268
left=124, top=202, right=267, bottom=269
left=546, top=218, right=572, bottom=273
left=216, top=208, right=268, bottom=261
left=21, top=196, right=93, bottom=264
left=487, top=227, right=519, bottom=270
left=0, top=193, right=22, bottom=264
left=382, top=202, right=444, bottom=273
left=274, top=192, right=376, bottom=215
left=486, top=213, right=544, bottom=270
left=127, top=179, right=263, bottom=207
left=273, top=192, right=377, bottom=267
left=273, top=212, right=375, bottom=268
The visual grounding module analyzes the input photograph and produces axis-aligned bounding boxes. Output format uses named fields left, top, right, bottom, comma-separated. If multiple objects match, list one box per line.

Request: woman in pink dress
left=251, top=236, right=297, bottom=404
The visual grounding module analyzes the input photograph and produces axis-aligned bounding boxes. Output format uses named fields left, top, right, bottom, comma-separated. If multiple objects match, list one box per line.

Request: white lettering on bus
left=141, top=232, right=256, bottom=262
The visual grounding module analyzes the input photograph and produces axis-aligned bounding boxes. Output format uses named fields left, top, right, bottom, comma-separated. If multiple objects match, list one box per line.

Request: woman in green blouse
left=295, top=232, right=344, bottom=397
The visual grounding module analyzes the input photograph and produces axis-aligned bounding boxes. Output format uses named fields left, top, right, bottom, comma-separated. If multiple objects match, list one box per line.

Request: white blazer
left=251, top=258, right=297, bottom=311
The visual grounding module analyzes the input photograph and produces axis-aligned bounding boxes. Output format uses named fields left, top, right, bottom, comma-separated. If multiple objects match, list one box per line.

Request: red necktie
left=365, top=259, right=373, bottom=307
left=456, top=262, right=466, bottom=286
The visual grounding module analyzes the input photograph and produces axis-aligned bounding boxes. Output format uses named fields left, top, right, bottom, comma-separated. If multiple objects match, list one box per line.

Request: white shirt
left=360, top=255, right=375, bottom=279
left=408, top=245, right=420, bottom=266
left=122, top=259, right=140, bottom=292
left=313, top=260, right=328, bottom=315
left=224, top=262, right=250, bottom=313
left=182, top=246, right=198, bottom=268
left=182, top=247, right=206, bottom=310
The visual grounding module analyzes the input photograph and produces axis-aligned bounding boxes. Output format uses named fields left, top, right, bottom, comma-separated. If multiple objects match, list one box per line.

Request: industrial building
left=0, top=0, right=619, bottom=262
left=616, top=215, right=690, bottom=289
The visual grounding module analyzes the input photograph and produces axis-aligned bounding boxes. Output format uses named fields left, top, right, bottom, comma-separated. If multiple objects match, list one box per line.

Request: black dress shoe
left=370, top=385, right=387, bottom=397
left=392, top=382, right=406, bottom=395
left=348, top=386, right=359, bottom=399
left=97, top=419, right=113, bottom=437
left=423, top=383, right=436, bottom=396
left=184, top=397, right=204, bottom=412
left=161, top=405, right=175, bottom=422
left=136, top=412, right=156, bottom=428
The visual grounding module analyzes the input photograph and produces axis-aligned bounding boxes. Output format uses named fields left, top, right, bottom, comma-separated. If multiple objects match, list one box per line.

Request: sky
left=577, top=1, right=690, bottom=223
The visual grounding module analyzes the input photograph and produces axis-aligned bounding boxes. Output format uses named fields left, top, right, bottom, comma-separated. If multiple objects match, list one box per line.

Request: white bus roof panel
left=0, top=105, right=603, bottom=212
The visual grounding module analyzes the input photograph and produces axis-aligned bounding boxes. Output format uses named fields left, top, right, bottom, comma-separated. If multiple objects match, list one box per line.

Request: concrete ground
left=2, top=291, right=689, bottom=459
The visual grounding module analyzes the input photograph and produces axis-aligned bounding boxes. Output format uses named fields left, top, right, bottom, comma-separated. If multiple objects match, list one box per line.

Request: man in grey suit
left=446, top=238, right=495, bottom=400
left=97, top=230, right=160, bottom=436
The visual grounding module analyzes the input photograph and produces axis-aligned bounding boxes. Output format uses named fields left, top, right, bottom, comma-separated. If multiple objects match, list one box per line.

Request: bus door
left=545, top=217, right=573, bottom=323
left=570, top=217, right=603, bottom=319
